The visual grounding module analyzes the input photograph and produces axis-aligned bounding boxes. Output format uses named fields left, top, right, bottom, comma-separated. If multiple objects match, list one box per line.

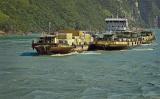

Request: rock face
left=140, top=0, right=160, bottom=27
left=0, top=0, right=159, bottom=32
left=130, top=0, right=160, bottom=27
left=99, top=0, right=160, bottom=28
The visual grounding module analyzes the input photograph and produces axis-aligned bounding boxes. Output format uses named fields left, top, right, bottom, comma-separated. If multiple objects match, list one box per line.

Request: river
left=0, top=30, right=160, bottom=99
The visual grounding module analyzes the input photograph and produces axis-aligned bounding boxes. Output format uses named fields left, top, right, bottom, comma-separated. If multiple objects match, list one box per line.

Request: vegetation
left=0, top=0, right=159, bottom=33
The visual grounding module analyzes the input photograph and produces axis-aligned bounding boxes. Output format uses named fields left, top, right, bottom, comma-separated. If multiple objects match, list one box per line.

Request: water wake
left=132, top=48, right=154, bottom=51
left=51, top=51, right=101, bottom=57
left=141, top=44, right=152, bottom=46
left=80, top=51, right=101, bottom=55
left=120, top=48, right=154, bottom=52
left=51, top=52, right=79, bottom=57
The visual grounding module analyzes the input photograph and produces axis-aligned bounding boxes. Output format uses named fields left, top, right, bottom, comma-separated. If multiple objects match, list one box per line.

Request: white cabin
left=105, top=18, right=129, bottom=32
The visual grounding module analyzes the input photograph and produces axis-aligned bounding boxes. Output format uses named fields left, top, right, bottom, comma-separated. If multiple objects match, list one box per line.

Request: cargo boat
left=32, top=30, right=93, bottom=55
left=90, top=18, right=155, bottom=50
left=90, top=31, right=142, bottom=50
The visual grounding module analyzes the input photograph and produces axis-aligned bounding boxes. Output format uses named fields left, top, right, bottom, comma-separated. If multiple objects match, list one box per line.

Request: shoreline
left=0, top=31, right=40, bottom=37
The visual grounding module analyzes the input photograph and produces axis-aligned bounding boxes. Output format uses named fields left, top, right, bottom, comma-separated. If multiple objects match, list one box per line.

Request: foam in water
left=141, top=44, right=152, bottom=46
left=50, top=51, right=101, bottom=57
left=80, top=51, right=101, bottom=55
left=120, top=48, right=154, bottom=52
left=51, top=52, right=79, bottom=57
left=132, top=48, right=154, bottom=51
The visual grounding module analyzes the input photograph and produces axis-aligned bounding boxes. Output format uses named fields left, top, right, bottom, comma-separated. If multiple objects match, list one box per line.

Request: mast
left=48, top=22, right=51, bottom=34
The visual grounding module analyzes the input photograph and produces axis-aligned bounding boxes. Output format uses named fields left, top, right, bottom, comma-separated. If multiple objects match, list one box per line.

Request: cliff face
left=97, top=0, right=160, bottom=28
left=0, top=0, right=159, bottom=33
left=139, top=0, right=160, bottom=27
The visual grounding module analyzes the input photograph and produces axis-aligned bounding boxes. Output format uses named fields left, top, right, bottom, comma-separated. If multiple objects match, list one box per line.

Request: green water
left=0, top=30, right=160, bottom=99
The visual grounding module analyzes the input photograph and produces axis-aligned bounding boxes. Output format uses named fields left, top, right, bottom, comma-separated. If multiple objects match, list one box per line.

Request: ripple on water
left=0, top=31, right=160, bottom=99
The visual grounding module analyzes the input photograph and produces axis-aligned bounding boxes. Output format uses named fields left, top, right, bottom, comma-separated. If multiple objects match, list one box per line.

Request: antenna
left=116, top=6, right=119, bottom=19
left=111, top=14, right=113, bottom=18
left=48, top=22, right=51, bottom=34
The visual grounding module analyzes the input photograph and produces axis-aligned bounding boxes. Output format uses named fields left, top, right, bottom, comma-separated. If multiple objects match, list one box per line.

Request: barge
left=90, top=18, right=155, bottom=50
left=32, top=30, right=93, bottom=55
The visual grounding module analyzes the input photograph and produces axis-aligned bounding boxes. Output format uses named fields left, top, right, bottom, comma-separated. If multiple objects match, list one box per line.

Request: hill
left=0, top=0, right=160, bottom=33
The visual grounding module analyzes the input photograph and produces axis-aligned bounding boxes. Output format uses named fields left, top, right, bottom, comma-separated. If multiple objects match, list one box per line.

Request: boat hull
left=73, top=45, right=89, bottom=52
left=32, top=43, right=74, bottom=55
left=90, top=44, right=129, bottom=50
left=89, top=40, right=140, bottom=50
left=49, top=46, right=73, bottom=54
left=32, top=43, right=89, bottom=55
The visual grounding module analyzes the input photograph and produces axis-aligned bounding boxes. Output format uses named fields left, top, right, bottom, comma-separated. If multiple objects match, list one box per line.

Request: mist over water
left=0, top=30, right=160, bottom=99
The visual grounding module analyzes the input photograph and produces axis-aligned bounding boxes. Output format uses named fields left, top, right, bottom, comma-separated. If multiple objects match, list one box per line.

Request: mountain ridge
left=0, top=0, right=159, bottom=33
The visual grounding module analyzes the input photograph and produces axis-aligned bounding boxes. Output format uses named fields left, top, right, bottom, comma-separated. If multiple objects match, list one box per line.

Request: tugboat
left=32, top=30, right=93, bottom=55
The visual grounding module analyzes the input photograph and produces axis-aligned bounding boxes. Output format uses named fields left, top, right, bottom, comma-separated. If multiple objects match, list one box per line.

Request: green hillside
left=0, top=0, right=160, bottom=33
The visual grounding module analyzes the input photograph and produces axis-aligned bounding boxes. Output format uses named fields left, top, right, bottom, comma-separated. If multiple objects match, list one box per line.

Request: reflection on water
left=0, top=30, right=160, bottom=99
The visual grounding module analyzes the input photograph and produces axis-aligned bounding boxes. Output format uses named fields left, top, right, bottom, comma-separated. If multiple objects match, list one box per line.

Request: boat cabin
left=37, top=35, right=57, bottom=44
left=116, top=31, right=141, bottom=38
left=105, top=18, right=129, bottom=32
left=95, top=33, right=117, bottom=41
left=141, top=31, right=154, bottom=36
